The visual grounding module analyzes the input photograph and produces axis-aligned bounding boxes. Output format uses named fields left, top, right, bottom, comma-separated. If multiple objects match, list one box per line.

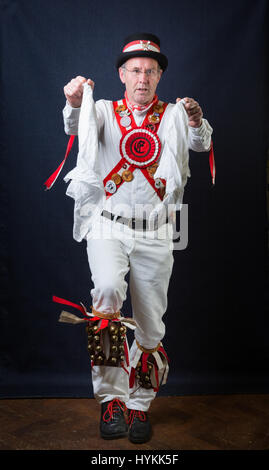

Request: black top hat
left=116, top=33, right=168, bottom=71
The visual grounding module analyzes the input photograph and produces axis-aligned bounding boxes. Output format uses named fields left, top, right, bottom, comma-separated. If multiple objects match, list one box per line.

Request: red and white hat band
left=123, top=40, right=160, bottom=54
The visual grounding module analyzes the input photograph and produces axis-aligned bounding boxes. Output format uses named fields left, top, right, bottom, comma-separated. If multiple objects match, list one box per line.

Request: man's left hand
left=176, top=97, right=203, bottom=128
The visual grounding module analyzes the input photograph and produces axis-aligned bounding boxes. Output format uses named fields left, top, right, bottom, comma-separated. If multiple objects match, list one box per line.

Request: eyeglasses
left=124, top=67, right=159, bottom=77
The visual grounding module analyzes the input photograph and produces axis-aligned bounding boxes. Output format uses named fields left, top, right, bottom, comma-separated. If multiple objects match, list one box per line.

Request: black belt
left=101, top=210, right=169, bottom=231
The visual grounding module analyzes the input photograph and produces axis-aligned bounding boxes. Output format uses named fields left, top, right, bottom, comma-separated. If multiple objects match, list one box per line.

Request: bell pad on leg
left=86, top=320, right=127, bottom=366
left=135, top=355, right=155, bottom=389
left=130, top=341, right=169, bottom=391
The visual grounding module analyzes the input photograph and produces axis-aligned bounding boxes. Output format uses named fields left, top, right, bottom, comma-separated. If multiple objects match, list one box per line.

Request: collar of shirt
left=124, top=91, right=158, bottom=116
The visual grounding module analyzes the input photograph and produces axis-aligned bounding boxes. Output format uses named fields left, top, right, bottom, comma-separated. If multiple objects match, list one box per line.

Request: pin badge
left=153, top=104, right=164, bottom=114
left=154, top=178, right=163, bottom=188
left=111, top=173, right=122, bottom=185
left=115, top=104, right=127, bottom=113
left=122, top=170, right=134, bottom=182
left=119, top=109, right=131, bottom=117
left=148, top=114, right=160, bottom=124
left=145, top=123, right=156, bottom=133
left=120, top=115, right=132, bottom=127
left=147, top=163, right=158, bottom=177
left=105, top=180, right=117, bottom=194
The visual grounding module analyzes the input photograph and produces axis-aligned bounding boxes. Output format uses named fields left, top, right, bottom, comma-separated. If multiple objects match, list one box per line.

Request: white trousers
left=86, top=214, right=174, bottom=411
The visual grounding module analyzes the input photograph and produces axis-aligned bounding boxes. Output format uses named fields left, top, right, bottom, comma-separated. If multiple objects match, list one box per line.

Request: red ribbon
left=44, top=135, right=75, bottom=190
left=142, top=352, right=149, bottom=373
left=52, top=295, right=120, bottom=330
left=121, top=363, right=129, bottom=375
left=52, top=295, right=86, bottom=315
left=209, top=140, right=215, bottom=185
left=129, top=367, right=136, bottom=388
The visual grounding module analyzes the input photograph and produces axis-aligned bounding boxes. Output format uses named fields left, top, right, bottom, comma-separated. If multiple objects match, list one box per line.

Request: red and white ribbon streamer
left=44, top=135, right=75, bottom=190
left=209, top=140, right=216, bottom=185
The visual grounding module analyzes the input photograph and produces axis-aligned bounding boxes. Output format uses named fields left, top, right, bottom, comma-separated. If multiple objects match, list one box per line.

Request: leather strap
left=101, top=210, right=168, bottom=231
left=91, top=307, right=121, bottom=320
left=136, top=339, right=161, bottom=354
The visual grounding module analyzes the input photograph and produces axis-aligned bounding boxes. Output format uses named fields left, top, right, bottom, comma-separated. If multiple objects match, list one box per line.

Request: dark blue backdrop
left=0, top=0, right=268, bottom=398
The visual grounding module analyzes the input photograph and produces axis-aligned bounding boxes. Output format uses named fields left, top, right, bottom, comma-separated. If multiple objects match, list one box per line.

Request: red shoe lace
left=128, top=409, right=146, bottom=427
left=103, top=399, right=127, bottom=423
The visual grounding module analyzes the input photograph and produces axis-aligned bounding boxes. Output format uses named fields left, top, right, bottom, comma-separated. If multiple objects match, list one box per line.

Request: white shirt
left=62, top=90, right=213, bottom=241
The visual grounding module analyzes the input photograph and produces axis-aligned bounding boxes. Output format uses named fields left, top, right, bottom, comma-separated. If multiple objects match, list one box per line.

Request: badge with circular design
left=120, top=115, right=132, bottom=127
left=147, top=163, right=158, bottom=177
left=119, top=109, right=131, bottom=117
left=153, top=104, right=164, bottom=114
left=145, top=123, right=156, bottom=133
left=122, top=170, right=134, bottom=182
left=120, top=128, right=161, bottom=168
left=154, top=178, right=163, bottom=188
left=105, top=180, right=117, bottom=194
left=111, top=173, right=122, bottom=185
left=115, top=104, right=127, bottom=114
left=148, top=113, right=160, bottom=124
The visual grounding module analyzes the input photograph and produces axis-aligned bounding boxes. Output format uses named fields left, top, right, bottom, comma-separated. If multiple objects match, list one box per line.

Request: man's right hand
left=63, top=76, right=95, bottom=108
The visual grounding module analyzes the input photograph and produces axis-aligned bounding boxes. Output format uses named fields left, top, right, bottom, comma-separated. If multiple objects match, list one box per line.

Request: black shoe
left=100, top=398, right=128, bottom=439
left=128, top=409, right=152, bottom=443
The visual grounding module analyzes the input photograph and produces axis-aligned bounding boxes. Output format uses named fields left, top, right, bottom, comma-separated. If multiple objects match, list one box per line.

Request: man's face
left=119, top=57, right=162, bottom=106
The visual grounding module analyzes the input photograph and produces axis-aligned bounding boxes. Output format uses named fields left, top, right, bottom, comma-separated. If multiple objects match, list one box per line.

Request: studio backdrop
left=0, top=0, right=268, bottom=398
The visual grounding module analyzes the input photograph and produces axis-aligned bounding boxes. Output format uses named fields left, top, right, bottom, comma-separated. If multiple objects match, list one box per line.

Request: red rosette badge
left=120, top=129, right=161, bottom=168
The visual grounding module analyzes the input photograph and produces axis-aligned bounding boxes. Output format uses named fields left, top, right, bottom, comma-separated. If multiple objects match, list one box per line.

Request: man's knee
left=92, top=277, right=127, bottom=309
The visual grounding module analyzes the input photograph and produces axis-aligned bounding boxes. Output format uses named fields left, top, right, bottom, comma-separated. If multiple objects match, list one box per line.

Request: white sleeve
left=188, top=118, right=213, bottom=152
left=62, top=100, right=105, bottom=136
left=62, top=101, right=81, bottom=135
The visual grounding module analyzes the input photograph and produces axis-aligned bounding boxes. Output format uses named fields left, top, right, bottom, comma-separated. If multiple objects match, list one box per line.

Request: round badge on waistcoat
left=120, top=115, right=132, bottom=127
left=145, top=123, right=156, bottom=133
left=111, top=173, right=122, bottom=185
left=122, top=170, right=134, bottom=182
left=120, top=129, right=161, bottom=168
left=105, top=180, right=117, bottom=194
left=115, top=104, right=127, bottom=113
left=148, top=113, right=160, bottom=124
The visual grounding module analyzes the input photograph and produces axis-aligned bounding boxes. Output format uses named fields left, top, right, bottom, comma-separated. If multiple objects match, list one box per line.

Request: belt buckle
left=130, top=218, right=146, bottom=231
left=128, top=218, right=134, bottom=229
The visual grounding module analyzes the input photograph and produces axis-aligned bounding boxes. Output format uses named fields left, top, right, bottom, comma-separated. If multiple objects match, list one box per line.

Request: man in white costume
left=61, top=33, right=213, bottom=443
